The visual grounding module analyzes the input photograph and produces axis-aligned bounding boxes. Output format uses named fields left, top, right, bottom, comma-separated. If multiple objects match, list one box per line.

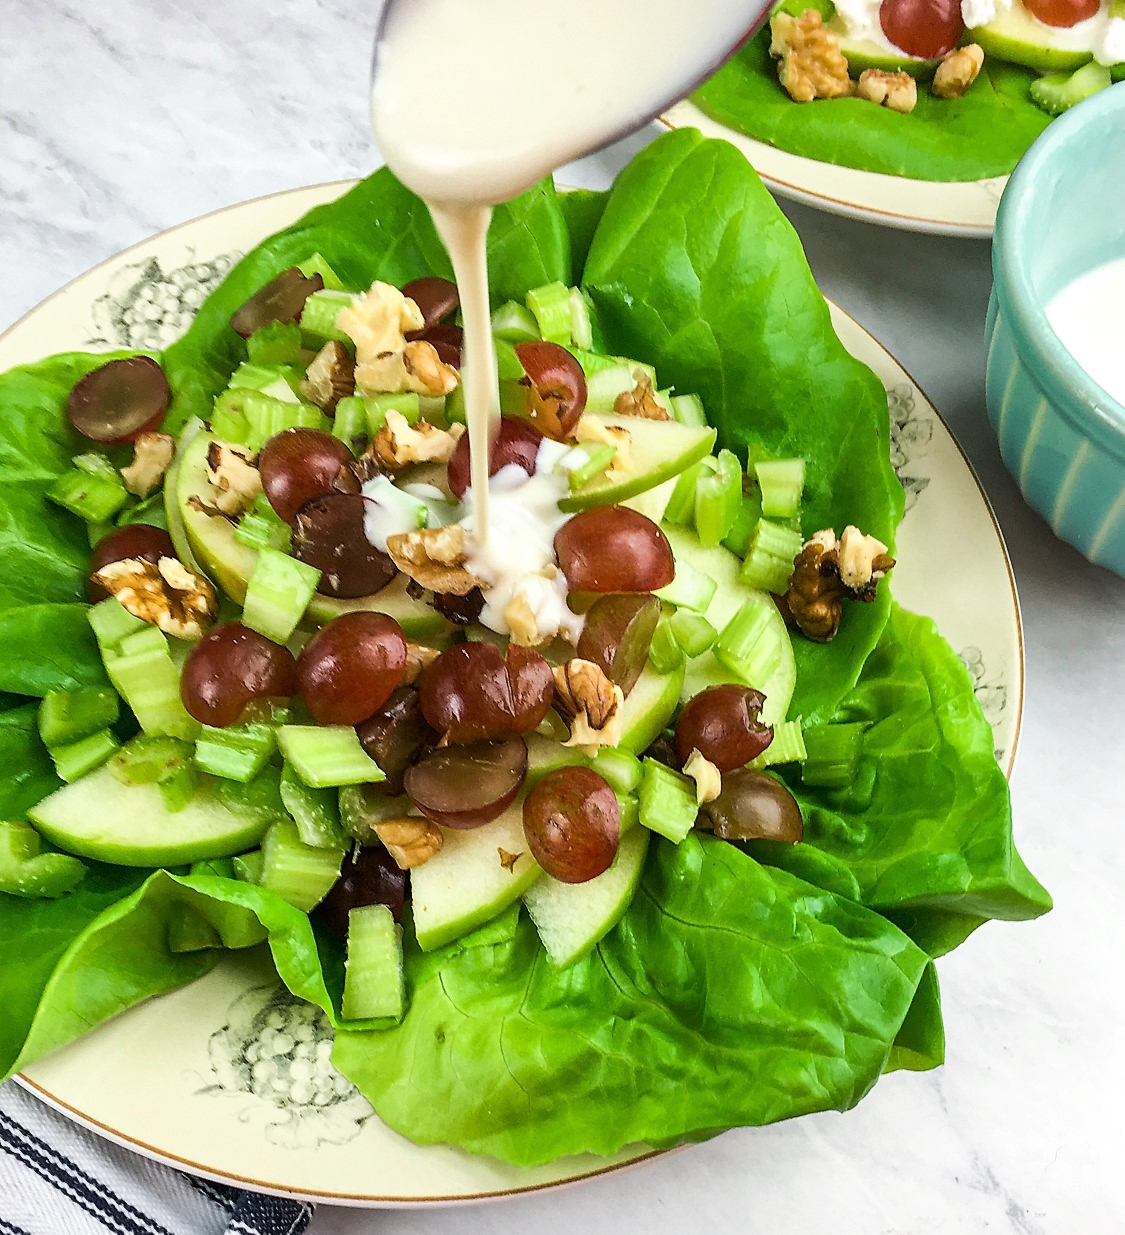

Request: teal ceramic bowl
left=986, top=82, right=1125, bottom=575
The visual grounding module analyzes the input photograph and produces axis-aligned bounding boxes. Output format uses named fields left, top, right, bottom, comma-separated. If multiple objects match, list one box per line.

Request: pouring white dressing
left=371, top=0, right=764, bottom=547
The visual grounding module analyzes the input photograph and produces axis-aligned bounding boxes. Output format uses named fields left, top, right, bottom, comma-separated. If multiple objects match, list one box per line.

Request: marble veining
left=2, top=2, right=1124, bottom=1232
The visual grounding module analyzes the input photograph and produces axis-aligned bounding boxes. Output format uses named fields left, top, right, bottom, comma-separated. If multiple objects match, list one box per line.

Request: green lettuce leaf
left=333, top=835, right=929, bottom=1165
left=752, top=604, right=1051, bottom=947
left=693, top=32, right=1052, bottom=182
left=0, top=605, right=108, bottom=696
left=581, top=129, right=903, bottom=719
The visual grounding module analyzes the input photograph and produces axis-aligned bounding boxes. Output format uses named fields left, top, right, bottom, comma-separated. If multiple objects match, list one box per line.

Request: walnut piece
left=503, top=567, right=580, bottom=649
left=784, top=526, right=895, bottom=643
left=770, top=10, right=853, bottom=103
left=613, top=371, right=671, bottom=421
left=92, top=555, right=218, bottom=640
left=856, top=68, right=918, bottom=113
left=300, top=341, right=355, bottom=413
left=385, top=523, right=484, bottom=596
left=356, top=339, right=460, bottom=399
left=401, top=640, right=441, bottom=686
left=575, top=415, right=633, bottom=476
left=553, top=659, right=624, bottom=751
left=682, top=748, right=722, bottom=805
left=372, top=817, right=443, bottom=870
left=205, top=441, right=262, bottom=517
left=120, top=432, right=175, bottom=498
left=371, top=410, right=464, bottom=470
left=932, top=43, right=984, bottom=99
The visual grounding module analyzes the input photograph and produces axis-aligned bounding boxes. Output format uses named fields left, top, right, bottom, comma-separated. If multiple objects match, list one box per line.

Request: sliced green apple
left=409, top=797, right=542, bottom=952
left=523, top=822, right=649, bottom=968
left=832, top=26, right=939, bottom=77
left=29, top=765, right=270, bottom=867
left=969, top=3, right=1094, bottom=72
left=663, top=526, right=796, bottom=726
left=176, top=431, right=450, bottom=640
left=559, top=415, right=716, bottom=513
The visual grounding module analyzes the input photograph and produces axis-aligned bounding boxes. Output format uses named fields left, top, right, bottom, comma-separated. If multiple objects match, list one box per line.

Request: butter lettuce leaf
left=582, top=129, right=903, bottom=719
left=333, top=835, right=929, bottom=1166
left=693, top=33, right=1051, bottom=183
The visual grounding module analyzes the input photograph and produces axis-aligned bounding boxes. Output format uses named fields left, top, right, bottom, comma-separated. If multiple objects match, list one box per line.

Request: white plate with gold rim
left=662, top=99, right=1006, bottom=237
left=1, top=181, right=1021, bottom=1205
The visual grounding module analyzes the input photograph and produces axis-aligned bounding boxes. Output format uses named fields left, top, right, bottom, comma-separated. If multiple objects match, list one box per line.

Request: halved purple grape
left=316, top=845, right=407, bottom=937
left=404, top=738, right=528, bottom=829
left=68, top=357, right=170, bottom=444
left=229, top=268, right=323, bottom=339
left=291, top=493, right=397, bottom=598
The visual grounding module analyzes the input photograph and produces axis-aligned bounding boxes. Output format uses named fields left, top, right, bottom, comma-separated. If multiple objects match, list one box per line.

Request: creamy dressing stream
left=1046, top=258, right=1125, bottom=408
left=371, top=0, right=764, bottom=545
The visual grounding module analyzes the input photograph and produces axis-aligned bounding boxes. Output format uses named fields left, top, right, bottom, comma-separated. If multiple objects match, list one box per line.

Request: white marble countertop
left=3, top=3, right=1124, bottom=1232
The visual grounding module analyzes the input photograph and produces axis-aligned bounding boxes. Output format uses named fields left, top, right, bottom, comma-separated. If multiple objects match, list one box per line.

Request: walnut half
left=385, top=523, right=484, bottom=596
left=121, top=432, right=175, bottom=498
left=553, top=659, right=624, bottom=751
left=932, top=43, right=984, bottom=99
left=856, top=68, right=918, bottom=114
left=372, top=818, right=443, bottom=869
left=770, top=10, right=853, bottom=103
left=784, top=526, right=895, bottom=643
left=92, top=555, right=218, bottom=640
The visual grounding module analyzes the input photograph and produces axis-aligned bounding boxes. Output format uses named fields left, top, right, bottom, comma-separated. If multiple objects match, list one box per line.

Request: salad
left=0, top=130, right=1049, bottom=1167
left=693, top=0, right=1125, bottom=183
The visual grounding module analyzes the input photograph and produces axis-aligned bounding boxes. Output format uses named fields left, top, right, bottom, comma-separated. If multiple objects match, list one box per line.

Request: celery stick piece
left=300, top=289, right=355, bottom=343
left=647, top=620, right=685, bottom=675
left=0, top=822, right=87, bottom=899
left=588, top=747, right=643, bottom=797
left=49, top=468, right=129, bottom=524
left=569, top=288, right=594, bottom=351
left=280, top=761, right=347, bottom=849
left=38, top=688, right=119, bottom=748
left=655, top=557, right=718, bottom=613
left=242, top=548, right=320, bottom=644
left=756, top=458, right=806, bottom=519
left=740, top=519, right=804, bottom=594
left=668, top=611, right=717, bottom=657
left=714, top=597, right=785, bottom=688
left=278, top=726, right=387, bottom=789
left=694, top=449, right=742, bottom=547
left=525, top=281, right=573, bottom=344
left=297, top=252, right=347, bottom=291
left=88, top=597, right=148, bottom=648
left=748, top=719, right=808, bottom=769
left=258, top=819, right=343, bottom=912
left=194, top=723, right=277, bottom=782
left=51, top=728, right=120, bottom=783
left=247, top=321, right=303, bottom=365
left=491, top=301, right=540, bottom=343
left=332, top=395, right=369, bottom=448
left=342, top=903, right=405, bottom=1021
left=638, top=759, right=697, bottom=843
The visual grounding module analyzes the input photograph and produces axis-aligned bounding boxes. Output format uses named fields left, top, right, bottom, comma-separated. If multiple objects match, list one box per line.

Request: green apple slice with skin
left=969, top=2, right=1095, bottom=72
left=559, top=415, right=716, bottom=513
left=831, top=24, right=939, bottom=77
left=663, top=526, right=796, bottom=727
left=523, top=818, right=650, bottom=968
left=175, top=431, right=450, bottom=640
left=409, top=796, right=543, bottom=952
left=29, top=765, right=271, bottom=867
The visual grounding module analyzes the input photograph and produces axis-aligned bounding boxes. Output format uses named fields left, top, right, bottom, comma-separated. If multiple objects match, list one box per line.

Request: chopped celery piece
left=38, top=688, right=119, bottom=748
left=159, top=764, right=198, bottom=813
left=444, top=381, right=467, bottom=425
left=109, top=734, right=195, bottom=785
left=167, top=902, right=222, bottom=953
left=259, top=376, right=302, bottom=405
left=247, top=321, right=303, bottom=366
left=569, top=288, right=594, bottom=351
left=1031, top=62, right=1112, bottom=116
left=756, top=458, right=806, bottom=519
left=749, top=719, right=807, bottom=769
left=0, top=822, right=86, bottom=899
left=654, top=557, right=718, bottom=613
left=51, top=728, right=119, bottom=783
left=210, top=391, right=251, bottom=444
left=234, top=500, right=292, bottom=553
left=570, top=349, right=656, bottom=383
left=73, top=452, right=117, bottom=479
left=297, top=252, right=347, bottom=291
left=342, top=903, right=405, bottom=1021
left=802, top=723, right=866, bottom=788
left=668, top=611, right=717, bottom=657
left=228, top=361, right=300, bottom=393
left=233, top=849, right=265, bottom=884
left=563, top=442, right=617, bottom=489
left=647, top=619, right=685, bottom=675
left=88, top=597, right=148, bottom=648
left=332, top=395, right=369, bottom=448
left=364, top=391, right=421, bottom=434
left=214, top=387, right=326, bottom=451
left=664, top=457, right=714, bottom=526
left=339, top=784, right=414, bottom=842
left=588, top=747, right=643, bottom=797
left=491, top=300, right=540, bottom=343
left=300, top=289, right=355, bottom=343
left=216, top=765, right=285, bottom=825
left=638, top=759, right=697, bottom=843
left=194, top=723, right=277, bottom=782
left=694, top=449, right=742, bottom=547
left=494, top=337, right=525, bottom=382
left=280, top=761, right=347, bottom=849
left=258, top=819, right=343, bottom=912
left=722, top=491, right=765, bottom=557
left=670, top=393, right=707, bottom=428
left=740, top=519, right=804, bottom=594
left=525, top=281, right=573, bottom=344
left=278, top=726, right=386, bottom=789
left=48, top=467, right=128, bottom=524
left=714, top=597, right=785, bottom=688
left=102, top=626, right=198, bottom=740
left=242, top=548, right=320, bottom=644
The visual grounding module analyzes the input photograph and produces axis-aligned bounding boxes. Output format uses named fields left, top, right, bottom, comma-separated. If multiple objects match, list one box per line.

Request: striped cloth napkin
left=0, top=1082, right=314, bottom=1235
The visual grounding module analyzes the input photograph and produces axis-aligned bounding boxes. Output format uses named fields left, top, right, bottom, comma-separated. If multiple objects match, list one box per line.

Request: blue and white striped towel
left=0, top=1081, right=314, bottom=1235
